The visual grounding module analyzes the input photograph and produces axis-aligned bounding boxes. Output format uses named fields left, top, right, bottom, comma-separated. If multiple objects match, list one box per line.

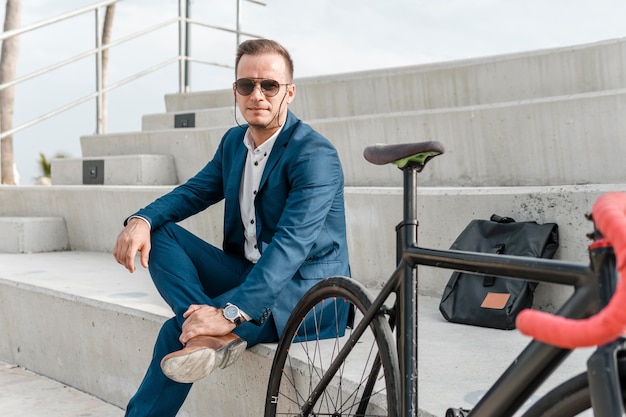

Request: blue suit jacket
left=134, top=110, right=351, bottom=338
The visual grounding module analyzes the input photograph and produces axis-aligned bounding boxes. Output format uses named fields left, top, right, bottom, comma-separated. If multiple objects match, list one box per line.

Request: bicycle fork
left=587, top=338, right=626, bottom=417
left=586, top=242, right=626, bottom=417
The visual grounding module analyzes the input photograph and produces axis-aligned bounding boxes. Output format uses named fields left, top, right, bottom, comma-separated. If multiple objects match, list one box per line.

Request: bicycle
left=264, top=140, right=626, bottom=417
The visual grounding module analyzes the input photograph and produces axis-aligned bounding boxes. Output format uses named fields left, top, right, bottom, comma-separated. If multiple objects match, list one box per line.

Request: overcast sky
left=5, top=0, right=626, bottom=183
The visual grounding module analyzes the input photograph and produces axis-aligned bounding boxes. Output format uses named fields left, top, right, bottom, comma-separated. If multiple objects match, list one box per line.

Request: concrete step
left=0, top=251, right=270, bottom=416
left=51, top=155, right=178, bottom=186
left=80, top=128, right=224, bottom=187
left=141, top=107, right=238, bottom=131
left=0, top=217, right=69, bottom=254
left=165, top=38, right=626, bottom=119
left=1, top=184, right=626, bottom=311
left=0, top=251, right=596, bottom=416
left=83, top=88, right=626, bottom=188
left=314, top=87, right=626, bottom=188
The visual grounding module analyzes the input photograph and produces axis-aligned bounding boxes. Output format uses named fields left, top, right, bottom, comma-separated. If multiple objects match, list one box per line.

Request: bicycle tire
left=264, top=276, right=401, bottom=417
left=521, top=356, right=626, bottom=417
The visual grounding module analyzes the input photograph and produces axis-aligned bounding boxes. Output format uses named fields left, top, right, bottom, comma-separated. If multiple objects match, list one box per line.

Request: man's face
left=234, top=52, right=295, bottom=130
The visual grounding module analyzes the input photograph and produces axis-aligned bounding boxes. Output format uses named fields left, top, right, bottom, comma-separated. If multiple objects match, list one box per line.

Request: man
left=113, top=38, right=351, bottom=417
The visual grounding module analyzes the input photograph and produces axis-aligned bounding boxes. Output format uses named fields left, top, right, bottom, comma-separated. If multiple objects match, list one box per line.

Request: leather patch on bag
left=481, top=292, right=511, bottom=309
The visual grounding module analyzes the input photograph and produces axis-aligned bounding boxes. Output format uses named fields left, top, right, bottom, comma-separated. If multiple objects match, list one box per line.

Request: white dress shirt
left=239, top=127, right=281, bottom=263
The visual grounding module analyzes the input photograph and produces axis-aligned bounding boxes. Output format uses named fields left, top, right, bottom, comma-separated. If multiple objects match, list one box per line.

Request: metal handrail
left=0, top=0, right=264, bottom=140
left=187, top=18, right=261, bottom=39
left=0, top=0, right=118, bottom=42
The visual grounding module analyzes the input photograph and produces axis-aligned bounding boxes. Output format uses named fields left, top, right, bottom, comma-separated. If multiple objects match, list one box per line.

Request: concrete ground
left=0, top=360, right=123, bottom=417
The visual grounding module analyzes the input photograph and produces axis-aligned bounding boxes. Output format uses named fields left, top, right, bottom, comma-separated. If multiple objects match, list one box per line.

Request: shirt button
left=254, top=161, right=259, bottom=166
left=250, top=219, right=255, bottom=224
left=253, top=190, right=257, bottom=195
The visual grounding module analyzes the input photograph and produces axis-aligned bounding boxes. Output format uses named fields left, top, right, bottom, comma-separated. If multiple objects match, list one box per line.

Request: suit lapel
left=224, top=131, right=248, bottom=237
left=259, top=111, right=298, bottom=191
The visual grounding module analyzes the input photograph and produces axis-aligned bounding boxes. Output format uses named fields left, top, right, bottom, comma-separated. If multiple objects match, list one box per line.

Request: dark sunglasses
left=234, top=78, right=290, bottom=97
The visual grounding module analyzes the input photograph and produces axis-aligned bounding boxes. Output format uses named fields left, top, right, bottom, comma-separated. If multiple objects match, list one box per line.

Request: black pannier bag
left=438, top=214, right=559, bottom=330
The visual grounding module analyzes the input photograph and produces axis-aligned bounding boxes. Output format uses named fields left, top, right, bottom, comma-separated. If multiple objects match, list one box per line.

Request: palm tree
left=0, top=0, right=22, bottom=185
left=38, top=152, right=52, bottom=178
left=101, top=3, right=115, bottom=133
left=35, top=152, right=52, bottom=185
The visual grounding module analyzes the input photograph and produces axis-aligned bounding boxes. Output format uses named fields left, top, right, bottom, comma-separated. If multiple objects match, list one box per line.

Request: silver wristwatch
left=223, top=303, right=243, bottom=326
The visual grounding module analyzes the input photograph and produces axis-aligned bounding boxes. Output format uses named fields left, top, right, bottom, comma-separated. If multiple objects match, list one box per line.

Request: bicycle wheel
left=521, top=356, right=626, bottom=417
left=264, top=276, right=401, bottom=417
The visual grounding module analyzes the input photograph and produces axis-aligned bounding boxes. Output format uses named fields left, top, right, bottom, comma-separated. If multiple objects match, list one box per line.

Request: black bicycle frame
left=300, top=163, right=625, bottom=417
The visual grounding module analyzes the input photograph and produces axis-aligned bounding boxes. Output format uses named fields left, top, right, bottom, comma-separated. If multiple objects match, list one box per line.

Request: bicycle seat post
left=396, top=163, right=420, bottom=417
left=363, top=141, right=444, bottom=417
left=397, top=165, right=420, bottom=260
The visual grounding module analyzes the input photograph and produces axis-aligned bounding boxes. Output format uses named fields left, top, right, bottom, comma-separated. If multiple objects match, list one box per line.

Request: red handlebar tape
left=516, top=192, right=626, bottom=348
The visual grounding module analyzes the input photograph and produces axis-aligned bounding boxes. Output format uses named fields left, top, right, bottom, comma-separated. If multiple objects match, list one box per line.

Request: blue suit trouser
left=125, top=222, right=279, bottom=417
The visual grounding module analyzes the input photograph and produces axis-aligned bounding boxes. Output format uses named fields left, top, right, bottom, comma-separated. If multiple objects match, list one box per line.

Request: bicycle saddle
left=363, top=141, right=445, bottom=170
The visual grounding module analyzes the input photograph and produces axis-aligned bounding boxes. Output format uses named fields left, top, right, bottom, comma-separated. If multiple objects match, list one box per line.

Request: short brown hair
left=235, top=39, right=294, bottom=81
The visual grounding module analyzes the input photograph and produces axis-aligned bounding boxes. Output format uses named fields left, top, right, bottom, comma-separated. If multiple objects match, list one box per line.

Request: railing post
left=236, top=0, right=241, bottom=48
left=178, top=0, right=190, bottom=93
left=185, top=0, right=190, bottom=92
left=95, top=6, right=103, bottom=134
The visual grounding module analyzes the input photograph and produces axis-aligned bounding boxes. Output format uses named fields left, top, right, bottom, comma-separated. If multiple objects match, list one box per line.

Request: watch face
left=224, top=305, right=239, bottom=321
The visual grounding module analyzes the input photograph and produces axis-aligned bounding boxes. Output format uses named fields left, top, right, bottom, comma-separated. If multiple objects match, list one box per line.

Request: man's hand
left=179, top=304, right=236, bottom=345
left=113, top=217, right=151, bottom=272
